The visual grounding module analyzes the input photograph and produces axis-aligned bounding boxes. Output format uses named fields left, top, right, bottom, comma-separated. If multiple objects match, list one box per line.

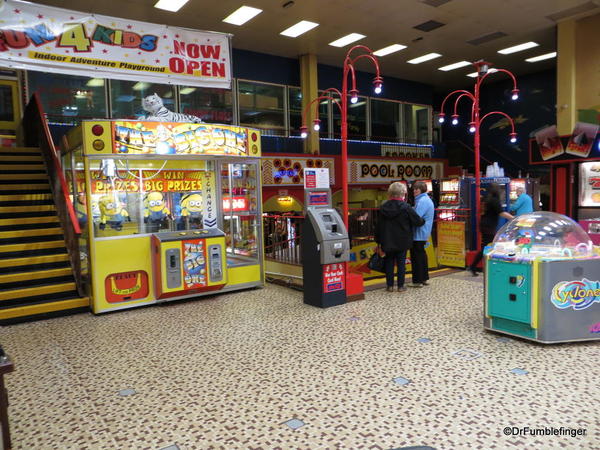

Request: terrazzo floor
left=1, top=272, right=598, bottom=449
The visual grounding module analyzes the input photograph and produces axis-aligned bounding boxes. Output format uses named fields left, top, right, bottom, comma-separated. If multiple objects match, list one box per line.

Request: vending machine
left=462, top=177, right=511, bottom=250
left=509, top=178, right=541, bottom=211
left=577, top=161, right=600, bottom=245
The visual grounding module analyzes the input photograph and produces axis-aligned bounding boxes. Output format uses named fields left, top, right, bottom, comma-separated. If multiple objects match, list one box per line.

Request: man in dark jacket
left=375, top=182, right=425, bottom=292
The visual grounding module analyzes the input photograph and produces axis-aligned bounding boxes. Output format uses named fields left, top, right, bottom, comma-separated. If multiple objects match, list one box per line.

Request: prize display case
left=62, top=120, right=264, bottom=313
left=483, top=212, right=600, bottom=343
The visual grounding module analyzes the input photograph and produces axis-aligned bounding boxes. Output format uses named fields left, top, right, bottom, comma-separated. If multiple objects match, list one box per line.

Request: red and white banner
left=0, top=0, right=232, bottom=88
left=262, top=156, right=335, bottom=186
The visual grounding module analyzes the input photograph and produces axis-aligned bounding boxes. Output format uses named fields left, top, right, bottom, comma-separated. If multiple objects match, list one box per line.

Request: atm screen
left=322, top=214, right=332, bottom=221
left=308, top=191, right=329, bottom=206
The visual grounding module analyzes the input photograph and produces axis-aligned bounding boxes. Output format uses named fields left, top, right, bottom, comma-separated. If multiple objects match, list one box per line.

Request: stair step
left=0, top=204, right=56, bottom=214
left=0, top=164, right=45, bottom=171
left=0, top=267, right=72, bottom=285
left=0, top=147, right=40, bottom=153
left=0, top=187, right=51, bottom=195
left=0, top=281, right=76, bottom=302
left=0, top=199, right=55, bottom=207
left=0, top=155, right=43, bottom=162
left=0, top=287, right=80, bottom=308
left=0, top=221, right=61, bottom=232
left=0, top=234, right=64, bottom=246
left=0, top=274, right=74, bottom=291
left=0, top=246, right=68, bottom=260
left=0, top=180, right=50, bottom=187
left=0, top=173, right=48, bottom=180
left=0, top=193, right=53, bottom=202
left=0, top=216, right=59, bottom=226
left=0, top=211, right=58, bottom=219
left=0, top=253, right=69, bottom=270
left=0, top=297, right=89, bottom=323
left=0, top=240, right=65, bottom=254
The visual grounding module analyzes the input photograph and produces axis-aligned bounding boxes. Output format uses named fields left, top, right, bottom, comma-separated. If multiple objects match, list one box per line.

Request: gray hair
left=388, top=181, right=407, bottom=198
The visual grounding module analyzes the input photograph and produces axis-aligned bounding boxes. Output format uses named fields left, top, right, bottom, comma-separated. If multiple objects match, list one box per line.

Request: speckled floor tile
left=1, top=275, right=598, bottom=449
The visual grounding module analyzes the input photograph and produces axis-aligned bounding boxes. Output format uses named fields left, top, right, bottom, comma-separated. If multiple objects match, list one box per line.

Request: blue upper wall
left=232, top=48, right=434, bottom=106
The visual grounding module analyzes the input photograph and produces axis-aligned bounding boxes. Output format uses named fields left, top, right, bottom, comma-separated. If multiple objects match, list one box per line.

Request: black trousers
left=470, top=232, right=496, bottom=270
left=384, top=250, right=407, bottom=288
left=411, top=240, right=429, bottom=284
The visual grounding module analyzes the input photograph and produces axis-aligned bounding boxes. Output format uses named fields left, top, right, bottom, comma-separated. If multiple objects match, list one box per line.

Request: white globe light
left=300, top=131, right=308, bottom=138
left=451, top=118, right=458, bottom=125
left=351, top=96, right=358, bottom=104
left=374, top=86, right=382, bottom=94
left=511, top=93, right=519, bottom=100
left=313, top=123, right=320, bottom=131
left=438, top=117, right=445, bottom=124
left=469, top=126, right=476, bottom=133
left=510, top=137, right=517, bottom=143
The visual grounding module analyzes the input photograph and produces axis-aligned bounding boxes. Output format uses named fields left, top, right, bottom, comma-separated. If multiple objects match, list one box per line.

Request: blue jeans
left=384, top=250, right=407, bottom=288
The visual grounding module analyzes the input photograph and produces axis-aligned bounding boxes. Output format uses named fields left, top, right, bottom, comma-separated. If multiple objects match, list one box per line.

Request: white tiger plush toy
left=142, top=93, right=203, bottom=123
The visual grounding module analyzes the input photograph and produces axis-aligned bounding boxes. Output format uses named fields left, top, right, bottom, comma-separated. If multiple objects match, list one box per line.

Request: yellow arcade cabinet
left=61, top=120, right=263, bottom=313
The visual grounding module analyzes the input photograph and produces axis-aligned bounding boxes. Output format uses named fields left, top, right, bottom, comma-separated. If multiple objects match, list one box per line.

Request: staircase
left=0, top=145, right=89, bottom=324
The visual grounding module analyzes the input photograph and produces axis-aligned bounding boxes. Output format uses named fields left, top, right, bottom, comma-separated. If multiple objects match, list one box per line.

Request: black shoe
left=468, top=267, right=479, bottom=276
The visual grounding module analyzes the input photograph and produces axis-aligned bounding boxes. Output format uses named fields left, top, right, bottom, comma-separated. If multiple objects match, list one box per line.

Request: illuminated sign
left=222, top=196, right=248, bottom=212
left=348, top=159, right=444, bottom=184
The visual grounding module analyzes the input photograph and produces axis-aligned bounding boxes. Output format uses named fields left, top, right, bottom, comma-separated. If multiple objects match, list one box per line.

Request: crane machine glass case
left=62, top=120, right=264, bottom=313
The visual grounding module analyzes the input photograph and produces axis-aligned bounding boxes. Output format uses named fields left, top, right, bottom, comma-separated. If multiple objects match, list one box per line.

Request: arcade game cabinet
left=61, top=120, right=264, bottom=314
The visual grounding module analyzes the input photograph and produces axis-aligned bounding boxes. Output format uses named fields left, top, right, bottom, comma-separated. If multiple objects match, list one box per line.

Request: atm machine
left=301, top=188, right=350, bottom=308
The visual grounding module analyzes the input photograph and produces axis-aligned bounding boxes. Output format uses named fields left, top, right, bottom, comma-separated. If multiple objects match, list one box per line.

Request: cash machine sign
left=323, top=263, right=345, bottom=293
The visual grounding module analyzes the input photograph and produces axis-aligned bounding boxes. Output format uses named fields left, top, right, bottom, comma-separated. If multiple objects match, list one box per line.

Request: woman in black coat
left=375, top=182, right=425, bottom=292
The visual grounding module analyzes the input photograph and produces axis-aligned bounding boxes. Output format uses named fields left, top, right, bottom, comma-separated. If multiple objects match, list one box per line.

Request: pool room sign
left=348, top=158, right=444, bottom=184
left=0, top=0, right=232, bottom=88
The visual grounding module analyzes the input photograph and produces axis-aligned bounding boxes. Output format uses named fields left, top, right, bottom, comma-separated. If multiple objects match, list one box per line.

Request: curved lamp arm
left=480, top=110, right=518, bottom=142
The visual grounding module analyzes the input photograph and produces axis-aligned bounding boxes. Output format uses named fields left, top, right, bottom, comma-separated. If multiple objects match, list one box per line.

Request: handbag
left=368, top=248, right=385, bottom=272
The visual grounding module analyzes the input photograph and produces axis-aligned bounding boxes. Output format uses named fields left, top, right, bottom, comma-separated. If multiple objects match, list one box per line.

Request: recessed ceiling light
left=86, top=78, right=104, bottom=87
left=498, top=41, right=539, bottom=54
left=180, top=87, right=197, bottom=95
left=526, top=52, right=557, bottom=62
left=373, top=44, right=407, bottom=57
left=438, top=60, right=471, bottom=71
left=132, top=82, right=151, bottom=91
left=280, top=20, right=319, bottom=38
left=223, top=6, right=263, bottom=26
left=407, top=53, right=442, bottom=64
left=329, top=33, right=366, bottom=47
left=466, top=68, right=498, bottom=77
left=154, top=0, right=189, bottom=12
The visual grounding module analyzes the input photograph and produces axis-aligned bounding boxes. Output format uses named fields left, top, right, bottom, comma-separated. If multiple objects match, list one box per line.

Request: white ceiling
left=30, top=0, right=600, bottom=91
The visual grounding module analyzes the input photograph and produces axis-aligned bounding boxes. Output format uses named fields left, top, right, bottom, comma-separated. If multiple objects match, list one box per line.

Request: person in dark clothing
left=468, top=183, right=514, bottom=276
left=375, top=182, right=425, bottom=292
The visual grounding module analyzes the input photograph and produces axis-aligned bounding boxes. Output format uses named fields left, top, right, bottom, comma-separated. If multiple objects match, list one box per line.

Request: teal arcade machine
left=484, top=212, right=600, bottom=343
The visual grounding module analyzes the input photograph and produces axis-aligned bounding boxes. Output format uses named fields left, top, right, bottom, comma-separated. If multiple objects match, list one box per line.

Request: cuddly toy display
left=142, top=93, right=204, bottom=123
left=144, top=191, right=171, bottom=229
left=178, top=193, right=203, bottom=229
left=98, top=195, right=130, bottom=231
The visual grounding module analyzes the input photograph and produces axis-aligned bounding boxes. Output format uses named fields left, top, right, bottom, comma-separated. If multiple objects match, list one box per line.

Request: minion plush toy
left=179, top=193, right=203, bottom=229
left=98, top=195, right=130, bottom=231
left=144, top=191, right=171, bottom=229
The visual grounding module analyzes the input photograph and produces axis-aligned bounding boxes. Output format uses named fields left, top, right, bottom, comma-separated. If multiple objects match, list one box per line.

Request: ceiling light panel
left=280, top=20, right=319, bottom=38
left=413, top=20, right=446, bottom=32
left=498, top=41, right=539, bottom=54
left=373, top=44, right=407, bottom=57
left=526, top=52, right=557, bottom=62
left=329, top=33, right=366, bottom=47
left=438, top=60, right=471, bottom=71
left=466, top=68, right=498, bottom=77
left=223, top=6, right=263, bottom=26
left=154, top=0, right=189, bottom=12
left=407, top=53, right=442, bottom=64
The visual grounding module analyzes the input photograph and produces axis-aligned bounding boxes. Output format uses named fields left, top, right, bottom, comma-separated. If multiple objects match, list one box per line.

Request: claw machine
left=62, top=120, right=264, bottom=313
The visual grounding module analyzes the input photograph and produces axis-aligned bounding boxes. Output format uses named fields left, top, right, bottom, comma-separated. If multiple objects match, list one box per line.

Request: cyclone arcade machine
left=62, top=120, right=264, bottom=314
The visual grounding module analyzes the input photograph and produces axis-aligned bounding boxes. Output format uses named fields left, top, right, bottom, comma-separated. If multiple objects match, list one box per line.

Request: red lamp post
left=300, top=45, right=382, bottom=228
left=438, top=60, right=519, bottom=252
